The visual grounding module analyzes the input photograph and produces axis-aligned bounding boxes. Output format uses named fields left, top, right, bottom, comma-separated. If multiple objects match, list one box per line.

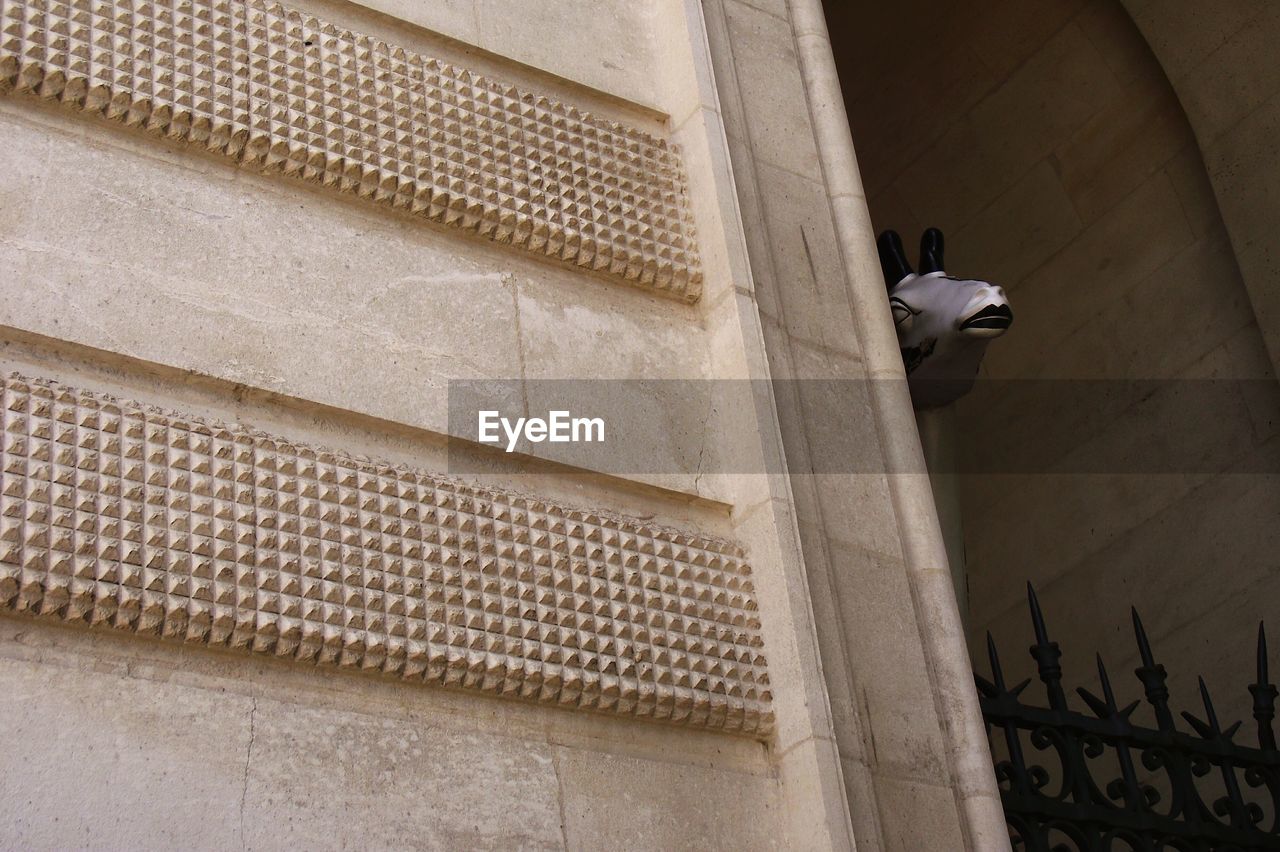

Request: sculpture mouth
left=959, top=303, right=1013, bottom=335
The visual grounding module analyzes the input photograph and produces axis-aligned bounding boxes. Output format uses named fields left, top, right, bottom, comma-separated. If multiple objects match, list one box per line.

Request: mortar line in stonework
left=239, top=694, right=258, bottom=851
left=551, top=746, right=571, bottom=850
left=508, top=276, right=531, bottom=420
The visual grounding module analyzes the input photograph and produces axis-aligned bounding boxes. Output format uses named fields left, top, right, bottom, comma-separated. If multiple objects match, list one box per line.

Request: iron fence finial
left=1131, top=606, right=1175, bottom=732
left=1026, top=583, right=1067, bottom=712
left=1251, top=621, right=1278, bottom=751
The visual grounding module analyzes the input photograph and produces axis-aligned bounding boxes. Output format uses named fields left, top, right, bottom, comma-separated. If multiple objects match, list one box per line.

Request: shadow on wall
left=823, top=0, right=1280, bottom=732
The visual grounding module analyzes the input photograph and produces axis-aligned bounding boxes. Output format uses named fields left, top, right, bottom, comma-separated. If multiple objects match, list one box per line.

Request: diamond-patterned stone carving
left=0, top=374, right=770, bottom=734
left=0, top=0, right=703, bottom=300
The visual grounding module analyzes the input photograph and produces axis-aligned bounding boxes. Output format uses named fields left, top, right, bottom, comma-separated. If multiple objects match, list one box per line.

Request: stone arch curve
left=1115, top=0, right=1280, bottom=375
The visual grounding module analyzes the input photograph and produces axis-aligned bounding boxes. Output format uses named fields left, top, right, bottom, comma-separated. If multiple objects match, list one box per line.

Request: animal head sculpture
left=877, top=227, right=1013, bottom=408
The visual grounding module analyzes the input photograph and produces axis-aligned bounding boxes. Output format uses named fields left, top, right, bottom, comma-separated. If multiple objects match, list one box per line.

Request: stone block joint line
left=0, top=0, right=703, bottom=300
left=0, top=374, right=771, bottom=734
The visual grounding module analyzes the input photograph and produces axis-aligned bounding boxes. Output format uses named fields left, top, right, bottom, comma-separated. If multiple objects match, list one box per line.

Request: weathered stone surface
left=0, top=373, right=771, bottom=734
left=0, top=0, right=703, bottom=299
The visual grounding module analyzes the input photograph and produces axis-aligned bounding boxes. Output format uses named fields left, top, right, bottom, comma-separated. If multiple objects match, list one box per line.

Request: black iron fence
left=978, top=585, right=1280, bottom=851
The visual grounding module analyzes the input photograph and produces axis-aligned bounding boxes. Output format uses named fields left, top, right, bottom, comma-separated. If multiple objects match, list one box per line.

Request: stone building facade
left=0, top=0, right=1274, bottom=849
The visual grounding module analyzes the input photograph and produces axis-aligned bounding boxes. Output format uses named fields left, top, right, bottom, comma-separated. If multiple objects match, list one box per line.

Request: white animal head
left=878, top=228, right=1013, bottom=408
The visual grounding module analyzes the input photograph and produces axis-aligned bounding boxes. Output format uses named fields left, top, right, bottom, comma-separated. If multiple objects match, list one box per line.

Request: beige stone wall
left=2, top=614, right=782, bottom=849
left=0, top=0, right=871, bottom=846
left=832, top=0, right=1280, bottom=725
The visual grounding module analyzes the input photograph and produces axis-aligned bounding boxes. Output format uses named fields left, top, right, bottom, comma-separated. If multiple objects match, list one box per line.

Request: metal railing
left=978, top=585, right=1280, bottom=851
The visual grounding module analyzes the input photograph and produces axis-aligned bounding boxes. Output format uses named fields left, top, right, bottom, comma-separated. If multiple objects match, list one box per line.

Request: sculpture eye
left=890, top=296, right=918, bottom=331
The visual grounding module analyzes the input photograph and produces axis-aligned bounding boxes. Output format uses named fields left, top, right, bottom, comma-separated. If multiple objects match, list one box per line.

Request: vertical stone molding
left=0, top=374, right=771, bottom=733
left=0, top=0, right=703, bottom=300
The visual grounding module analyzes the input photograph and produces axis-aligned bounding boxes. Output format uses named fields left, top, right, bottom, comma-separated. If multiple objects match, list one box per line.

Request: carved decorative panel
left=0, top=375, right=770, bottom=734
left=0, top=0, right=703, bottom=300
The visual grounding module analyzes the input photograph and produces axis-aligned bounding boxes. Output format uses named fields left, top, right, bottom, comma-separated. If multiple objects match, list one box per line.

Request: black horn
left=877, top=230, right=914, bottom=288
left=919, top=227, right=945, bottom=274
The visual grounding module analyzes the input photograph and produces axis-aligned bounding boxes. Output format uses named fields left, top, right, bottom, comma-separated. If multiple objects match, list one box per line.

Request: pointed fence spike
left=986, top=632, right=1006, bottom=692
left=1025, top=583, right=1067, bottom=711
left=1192, top=675, right=1213, bottom=726
left=1250, top=620, right=1278, bottom=751
left=1132, top=607, right=1156, bottom=669
left=1028, top=582, right=1050, bottom=647
left=1196, top=675, right=1251, bottom=825
left=1131, top=606, right=1174, bottom=732
left=1259, top=622, right=1270, bottom=686
left=1097, top=653, right=1118, bottom=710
left=1075, top=686, right=1109, bottom=719
left=1181, top=709, right=1213, bottom=739
left=1199, top=676, right=1224, bottom=733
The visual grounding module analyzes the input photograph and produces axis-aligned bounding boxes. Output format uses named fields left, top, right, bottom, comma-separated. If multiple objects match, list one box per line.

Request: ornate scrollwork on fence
left=978, top=585, right=1280, bottom=851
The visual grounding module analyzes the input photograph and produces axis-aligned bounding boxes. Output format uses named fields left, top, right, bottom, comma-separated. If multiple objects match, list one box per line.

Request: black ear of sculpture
left=877, top=230, right=914, bottom=289
left=919, top=227, right=945, bottom=275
